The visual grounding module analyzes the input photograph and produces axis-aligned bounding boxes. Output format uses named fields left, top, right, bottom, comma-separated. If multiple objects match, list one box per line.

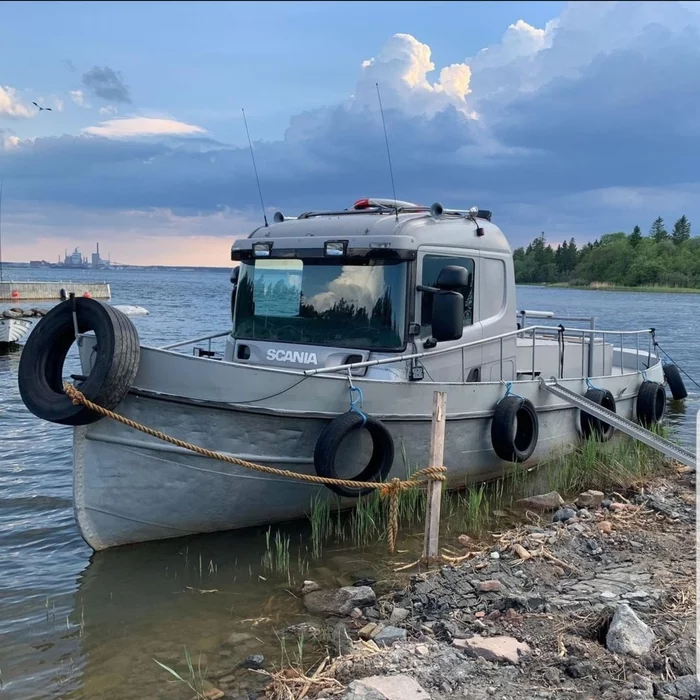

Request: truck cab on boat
left=227, top=198, right=518, bottom=383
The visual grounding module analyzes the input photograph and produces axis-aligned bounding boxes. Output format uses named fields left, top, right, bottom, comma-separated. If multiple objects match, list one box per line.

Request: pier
left=0, top=281, right=111, bottom=302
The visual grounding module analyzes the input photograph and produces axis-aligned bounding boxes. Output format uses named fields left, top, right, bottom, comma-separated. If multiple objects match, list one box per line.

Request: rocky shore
left=236, top=468, right=698, bottom=700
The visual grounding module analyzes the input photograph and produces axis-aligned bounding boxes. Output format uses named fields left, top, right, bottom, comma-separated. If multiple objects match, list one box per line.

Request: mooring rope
left=64, top=383, right=446, bottom=553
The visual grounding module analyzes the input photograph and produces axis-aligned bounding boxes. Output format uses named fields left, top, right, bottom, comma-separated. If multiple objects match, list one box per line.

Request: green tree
left=650, top=216, right=668, bottom=243
left=671, top=215, right=691, bottom=245
left=629, top=225, right=642, bottom=247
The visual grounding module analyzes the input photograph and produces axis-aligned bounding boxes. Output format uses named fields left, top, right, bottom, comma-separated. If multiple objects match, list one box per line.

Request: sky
left=1, top=0, right=700, bottom=266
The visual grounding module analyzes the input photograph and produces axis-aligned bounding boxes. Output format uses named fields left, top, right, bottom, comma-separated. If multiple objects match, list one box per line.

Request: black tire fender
left=313, top=411, right=394, bottom=498
left=580, top=388, right=616, bottom=441
left=491, top=395, right=539, bottom=463
left=663, top=363, right=687, bottom=401
left=636, top=380, right=666, bottom=427
left=18, top=298, right=140, bottom=426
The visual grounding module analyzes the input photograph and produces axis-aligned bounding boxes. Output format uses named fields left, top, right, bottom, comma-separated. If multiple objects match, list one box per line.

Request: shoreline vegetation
left=154, top=432, right=698, bottom=700
left=519, top=282, right=700, bottom=294
left=514, top=214, right=700, bottom=292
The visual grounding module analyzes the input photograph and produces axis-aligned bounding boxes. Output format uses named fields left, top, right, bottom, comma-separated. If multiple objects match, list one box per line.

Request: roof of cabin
left=244, top=209, right=512, bottom=255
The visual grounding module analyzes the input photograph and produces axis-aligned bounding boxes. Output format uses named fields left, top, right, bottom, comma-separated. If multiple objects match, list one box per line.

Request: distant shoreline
left=518, top=282, right=700, bottom=295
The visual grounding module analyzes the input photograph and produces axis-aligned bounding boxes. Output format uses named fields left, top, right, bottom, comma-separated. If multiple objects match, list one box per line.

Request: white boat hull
left=73, top=342, right=664, bottom=550
left=0, top=317, right=31, bottom=344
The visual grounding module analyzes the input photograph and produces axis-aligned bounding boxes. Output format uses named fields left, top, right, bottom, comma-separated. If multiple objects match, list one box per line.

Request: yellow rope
left=64, top=383, right=446, bottom=553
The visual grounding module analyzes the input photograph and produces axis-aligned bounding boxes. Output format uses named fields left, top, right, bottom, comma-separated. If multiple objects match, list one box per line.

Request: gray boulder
left=655, top=675, right=700, bottom=700
left=304, top=585, right=376, bottom=616
left=606, top=603, right=655, bottom=657
left=341, top=675, right=431, bottom=700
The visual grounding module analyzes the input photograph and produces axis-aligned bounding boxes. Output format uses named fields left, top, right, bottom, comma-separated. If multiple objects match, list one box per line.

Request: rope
left=63, top=383, right=446, bottom=553
left=654, top=340, right=700, bottom=390
left=585, top=377, right=602, bottom=392
left=348, top=385, right=368, bottom=427
left=500, top=381, right=525, bottom=404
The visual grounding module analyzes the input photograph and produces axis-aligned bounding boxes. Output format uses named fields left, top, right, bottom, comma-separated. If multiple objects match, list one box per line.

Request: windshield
left=233, top=259, right=408, bottom=350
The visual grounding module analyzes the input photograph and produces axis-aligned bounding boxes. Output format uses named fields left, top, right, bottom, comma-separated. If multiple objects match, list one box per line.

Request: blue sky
left=1, top=0, right=699, bottom=265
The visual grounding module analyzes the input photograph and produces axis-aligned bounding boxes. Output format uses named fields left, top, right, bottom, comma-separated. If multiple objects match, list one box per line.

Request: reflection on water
left=0, top=271, right=698, bottom=699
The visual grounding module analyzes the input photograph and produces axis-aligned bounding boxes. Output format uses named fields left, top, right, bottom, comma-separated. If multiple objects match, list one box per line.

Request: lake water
left=0, top=268, right=698, bottom=700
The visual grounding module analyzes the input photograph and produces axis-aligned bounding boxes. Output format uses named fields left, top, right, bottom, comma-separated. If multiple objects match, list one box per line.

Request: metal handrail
left=160, top=331, right=230, bottom=350
left=303, top=324, right=654, bottom=377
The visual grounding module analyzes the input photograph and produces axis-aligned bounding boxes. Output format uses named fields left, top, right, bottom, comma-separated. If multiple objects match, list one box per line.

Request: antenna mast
left=242, top=108, right=268, bottom=228
left=375, top=83, right=398, bottom=221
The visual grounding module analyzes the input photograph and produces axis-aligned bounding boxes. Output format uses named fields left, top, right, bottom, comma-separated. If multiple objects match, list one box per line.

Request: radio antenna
left=242, top=108, right=268, bottom=227
left=375, top=82, right=398, bottom=221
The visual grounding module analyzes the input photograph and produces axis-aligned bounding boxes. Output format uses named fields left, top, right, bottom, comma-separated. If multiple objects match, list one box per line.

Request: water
left=0, top=270, right=698, bottom=700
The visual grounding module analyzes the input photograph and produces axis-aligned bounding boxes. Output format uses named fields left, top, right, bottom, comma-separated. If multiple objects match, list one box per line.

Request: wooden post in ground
left=423, top=390, right=447, bottom=563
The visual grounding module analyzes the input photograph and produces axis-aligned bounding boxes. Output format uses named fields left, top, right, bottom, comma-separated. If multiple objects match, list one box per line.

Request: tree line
left=513, top=215, right=700, bottom=288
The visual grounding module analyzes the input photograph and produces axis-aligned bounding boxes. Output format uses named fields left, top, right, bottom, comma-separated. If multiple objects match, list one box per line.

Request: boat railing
left=303, top=324, right=656, bottom=381
left=160, top=331, right=230, bottom=355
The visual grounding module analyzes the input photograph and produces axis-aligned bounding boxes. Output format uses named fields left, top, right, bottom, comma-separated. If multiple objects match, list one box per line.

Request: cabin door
left=416, top=248, right=483, bottom=383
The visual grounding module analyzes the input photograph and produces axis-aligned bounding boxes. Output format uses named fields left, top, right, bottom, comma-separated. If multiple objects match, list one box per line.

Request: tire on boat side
left=636, top=380, right=666, bottom=427
left=580, top=388, right=616, bottom=442
left=663, top=363, right=687, bottom=401
left=490, top=395, right=539, bottom=463
left=18, top=298, right=140, bottom=426
left=313, top=411, right=394, bottom=498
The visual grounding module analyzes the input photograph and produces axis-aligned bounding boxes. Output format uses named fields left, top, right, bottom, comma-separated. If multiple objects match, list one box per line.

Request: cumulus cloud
left=82, top=66, right=131, bottom=103
left=2, top=1, right=700, bottom=257
left=98, top=105, right=117, bottom=117
left=0, top=86, right=33, bottom=118
left=83, top=117, right=206, bottom=138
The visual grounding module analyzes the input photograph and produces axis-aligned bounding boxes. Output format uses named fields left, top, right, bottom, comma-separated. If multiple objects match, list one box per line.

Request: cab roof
left=240, top=200, right=512, bottom=256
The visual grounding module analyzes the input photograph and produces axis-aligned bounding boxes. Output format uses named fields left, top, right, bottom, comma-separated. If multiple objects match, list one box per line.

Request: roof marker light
left=353, top=198, right=371, bottom=210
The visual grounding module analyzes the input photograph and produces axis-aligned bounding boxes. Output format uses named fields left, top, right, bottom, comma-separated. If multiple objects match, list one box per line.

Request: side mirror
left=431, top=290, right=464, bottom=342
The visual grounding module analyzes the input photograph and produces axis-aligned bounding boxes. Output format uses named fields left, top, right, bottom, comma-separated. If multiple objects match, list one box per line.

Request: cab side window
left=421, top=255, right=475, bottom=336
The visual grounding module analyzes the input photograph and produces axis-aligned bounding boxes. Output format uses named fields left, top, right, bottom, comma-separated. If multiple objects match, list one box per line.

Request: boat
left=0, top=180, right=32, bottom=346
left=16, top=198, right=685, bottom=551
left=0, top=315, right=32, bottom=344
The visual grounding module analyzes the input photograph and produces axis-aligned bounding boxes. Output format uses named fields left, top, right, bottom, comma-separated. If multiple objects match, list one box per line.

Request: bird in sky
left=32, top=101, right=52, bottom=112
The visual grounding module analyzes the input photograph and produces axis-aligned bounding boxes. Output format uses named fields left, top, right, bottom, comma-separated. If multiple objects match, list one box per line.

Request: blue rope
left=585, top=377, right=602, bottom=392
left=501, top=381, right=525, bottom=404
left=349, top=385, right=368, bottom=426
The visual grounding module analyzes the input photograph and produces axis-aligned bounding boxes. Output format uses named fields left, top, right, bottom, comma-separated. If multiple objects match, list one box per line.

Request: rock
left=283, top=622, right=322, bottom=639
left=453, top=635, right=531, bottom=665
left=389, top=606, right=409, bottom=624
left=300, top=580, right=321, bottom=595
left=303, top=586, right=376, bottom=616
left=2, top=310, right=21, bottom=319
left=225, top=631, right=255, bottom=646
left=553, top=507, right=577, bottom=522
left=577, top=508, right=591, bottom=519
left=568, top=523, right=585, bottom=534
left=203, top=689, right=225, bottom=700
left=610, top=502, right=632, bottom=512
left=602, top=499, right=613, bottom=509
left=350, top=607, right=363, bottom=619
left=598, top=521, right=613, bottom=534
left=242, top=654, right=265, bottom=669
left=328, top=620, right=353, bottom=656
left=655, top=675, right=700, bottom=700
left=606, top=603, right=655, bottom=658
left=577, top=490, right=605, bottom=508
left=476, top=580, right=502, bottom=593
left=489, top=551, right=500, bottom=560
left=358, top=623, right=377, bottom=640
left=374, top=626, right=407, bottom=647
left=517, top=491, right=564, bottom=510
left=457, top=534, right=472, bottom=547
left=342, top=674, right=431, bottom=700
left=415, top=644, right=430, bottom=657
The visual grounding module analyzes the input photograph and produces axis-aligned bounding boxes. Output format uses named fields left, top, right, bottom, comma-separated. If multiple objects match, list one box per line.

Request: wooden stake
left=423, top=390, right=446, bottom=563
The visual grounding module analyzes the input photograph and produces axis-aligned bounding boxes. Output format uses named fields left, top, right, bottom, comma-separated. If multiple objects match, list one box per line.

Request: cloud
left=0, top=86, right=33, bottom=118
left=3, top=0, right=700, bottom=263
left=70, top=89, right=89, bottom=108
left=82, top=66, right=131, bottom=103
left=82, top=117, right=206, bottom=138
left=98, top=105, right=117, bottom=117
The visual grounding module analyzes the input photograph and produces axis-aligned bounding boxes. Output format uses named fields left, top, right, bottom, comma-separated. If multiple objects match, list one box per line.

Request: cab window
left=421, top=254, right=475, bottom=336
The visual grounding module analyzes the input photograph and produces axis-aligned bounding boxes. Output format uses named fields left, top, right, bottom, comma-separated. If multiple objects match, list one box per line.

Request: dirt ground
left=252, top=467, right=697, bottom=700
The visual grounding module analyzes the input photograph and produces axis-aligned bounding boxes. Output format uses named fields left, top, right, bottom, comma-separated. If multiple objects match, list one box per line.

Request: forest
left=513, top=215, right=700, bottom=289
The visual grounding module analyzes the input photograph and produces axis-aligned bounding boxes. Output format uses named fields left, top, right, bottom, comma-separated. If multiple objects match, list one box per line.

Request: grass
left=154, top=647, right=209, bottom=700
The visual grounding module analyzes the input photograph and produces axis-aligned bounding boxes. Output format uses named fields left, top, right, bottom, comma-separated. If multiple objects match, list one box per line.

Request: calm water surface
left=0, top=270, right=698, bottom=700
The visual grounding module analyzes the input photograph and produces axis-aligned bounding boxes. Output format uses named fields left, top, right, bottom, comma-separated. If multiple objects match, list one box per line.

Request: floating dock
left=0, top=281, right=111, bottom=302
